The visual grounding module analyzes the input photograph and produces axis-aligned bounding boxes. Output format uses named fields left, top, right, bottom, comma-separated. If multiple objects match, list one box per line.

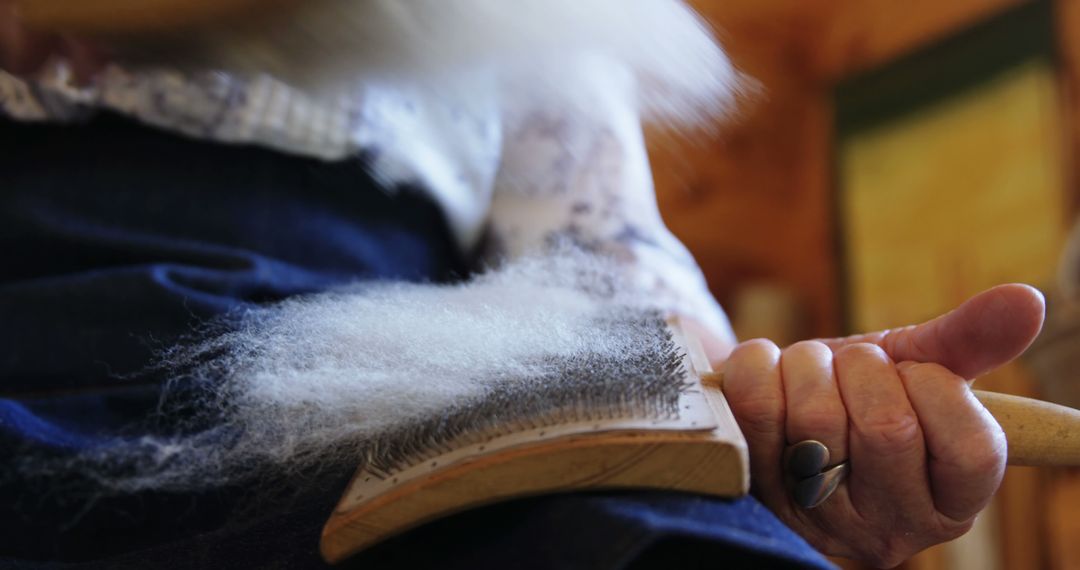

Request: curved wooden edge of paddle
left=320, top=427, right=748, bottom=564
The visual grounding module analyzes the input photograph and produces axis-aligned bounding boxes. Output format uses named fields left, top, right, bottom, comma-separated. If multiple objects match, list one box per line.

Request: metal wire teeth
left=356, top=310, right=689, bottom=478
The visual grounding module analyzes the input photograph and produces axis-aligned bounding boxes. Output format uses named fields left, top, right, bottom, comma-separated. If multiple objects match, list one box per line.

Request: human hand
left=0, top=1, right=106, bottom=81
left=722, top=284, right=1045, bottom=567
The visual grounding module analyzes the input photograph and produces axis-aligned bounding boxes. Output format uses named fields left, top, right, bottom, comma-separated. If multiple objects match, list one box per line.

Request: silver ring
left=786, top=440, right=849, bottom=509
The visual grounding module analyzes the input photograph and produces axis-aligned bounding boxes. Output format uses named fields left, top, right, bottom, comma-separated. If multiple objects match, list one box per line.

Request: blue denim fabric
left=0, top=113, right=832, bottom=569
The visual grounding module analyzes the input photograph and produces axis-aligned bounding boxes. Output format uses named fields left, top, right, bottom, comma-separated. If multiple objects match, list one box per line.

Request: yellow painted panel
left=840, top=61, right=1067, bottom=331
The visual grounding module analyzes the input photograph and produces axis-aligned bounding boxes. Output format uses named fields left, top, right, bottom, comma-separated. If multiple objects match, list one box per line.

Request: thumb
left=820, top=284, right=1046, bottom=379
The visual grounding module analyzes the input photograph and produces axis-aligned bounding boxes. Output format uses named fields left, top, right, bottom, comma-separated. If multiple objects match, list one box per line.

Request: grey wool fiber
left=24, top=251, right=688, bottom=494
left=9, top=0, right=739, bottom=504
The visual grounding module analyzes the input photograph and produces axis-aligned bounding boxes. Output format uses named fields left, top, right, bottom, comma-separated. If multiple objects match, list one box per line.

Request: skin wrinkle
left=2, top=3, right=1050, bottom=563
left=727, top=340, right=785, bottom=439
left=977, top=291, right=1027, bottom=371
left=954, top=303, right=990, bottom=377
left=837, top=344, right=925, bottom=548
left=722, top=277, right=1048, bottom=566
left=914, top=322, right=946, bottom=371
left=836, top=345, right=922, bottom=457
left=824, top=286, right=1045, bottom=382
left=930, top=463, right=998, bottom=520
left=888, top=323, right=940, bottom=375
left=724, top=339, right=785, bottom=503
left=781, top=340, right=847, bottom=462
left=896, top=361, right=1006, bottom=522
left=852, top=406, right=922, bottom=455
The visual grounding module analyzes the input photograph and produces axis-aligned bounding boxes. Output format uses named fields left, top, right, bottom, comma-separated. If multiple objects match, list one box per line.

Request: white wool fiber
left=119, top=0, right=741, bottom=128
left=43, top=251, right=684, bottom=494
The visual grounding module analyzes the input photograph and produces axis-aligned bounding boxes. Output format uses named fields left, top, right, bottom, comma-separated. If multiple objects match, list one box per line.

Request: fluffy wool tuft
left=31, top=250, right=687, bottom=494
left=120, top=0, right=740, bottom=128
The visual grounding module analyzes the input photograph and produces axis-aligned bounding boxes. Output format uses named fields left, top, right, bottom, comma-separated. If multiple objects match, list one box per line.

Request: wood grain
left=975, top=390, right=1080, bottom=466
left=321, top=427, right=747, bottom=563
left=319, top=324, right=748, bottom=564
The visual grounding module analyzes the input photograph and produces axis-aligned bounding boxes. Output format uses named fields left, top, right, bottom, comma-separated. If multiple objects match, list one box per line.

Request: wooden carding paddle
left=320, top=322, right=1080, bottom=563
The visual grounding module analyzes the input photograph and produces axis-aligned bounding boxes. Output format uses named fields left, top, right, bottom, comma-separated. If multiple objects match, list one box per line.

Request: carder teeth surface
left=358, top=309, right=688, bottom=477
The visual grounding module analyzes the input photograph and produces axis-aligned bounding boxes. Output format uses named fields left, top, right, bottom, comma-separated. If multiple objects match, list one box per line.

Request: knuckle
left=724, top=339, right=781, bottom=391
left=724, top=340, right=786, bottom=438
left=784, top=340, right=831, bottom=359
left=858, top=409, right=921, bottom=454
left=880, top=325, right=918, bottom=358
left=897, top=361, right=938, bottom=377
left=835, top=342, right=890, bottom=364
left=732, top=338, right=781, bottom=359
left=896, top=361, right=955, bottom=386
left=927, top=393, right=1008, bottom=475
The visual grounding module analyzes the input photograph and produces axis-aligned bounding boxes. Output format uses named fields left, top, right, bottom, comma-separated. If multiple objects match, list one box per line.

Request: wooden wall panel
left=651, top=3, right=840, bottom=339
left=651, top=0, right=1031, bottom=340
left=649, top=2, right=1076, bottom=569
left=809, top=0, right=1028, bottom=80
left=1057, top=0, right=1080, bottom=215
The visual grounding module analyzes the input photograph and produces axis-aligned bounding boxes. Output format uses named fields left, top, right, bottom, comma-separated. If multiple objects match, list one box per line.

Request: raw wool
left=48, top=249, right=687, bottom=493
left=120, top=0, right=741, bottom=128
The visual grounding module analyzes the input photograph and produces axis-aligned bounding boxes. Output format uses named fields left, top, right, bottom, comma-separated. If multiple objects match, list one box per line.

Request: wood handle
left=974, top=390, right=1080, bottom=467
left=715, top=367, right=1080, bottom=467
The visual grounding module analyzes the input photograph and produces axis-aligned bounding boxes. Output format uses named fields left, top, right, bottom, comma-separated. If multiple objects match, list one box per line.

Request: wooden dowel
left=974, top=390, right=1080, bottom=467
